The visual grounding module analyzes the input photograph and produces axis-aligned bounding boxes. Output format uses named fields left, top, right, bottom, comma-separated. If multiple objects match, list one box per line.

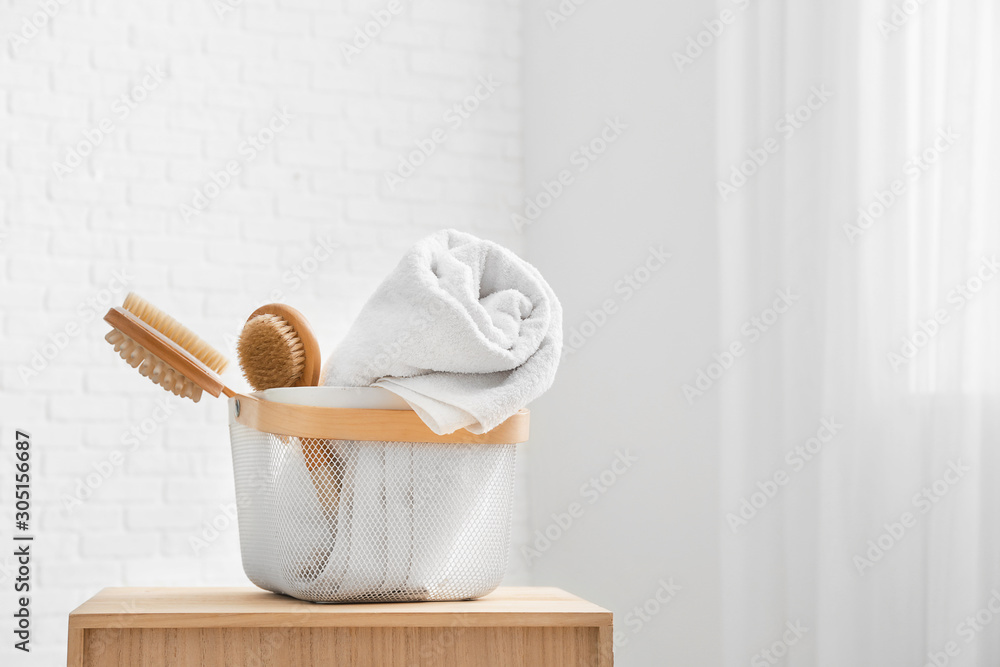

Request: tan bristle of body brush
left=103, top=293, right=233, bottom=403
left=122, top=293, right=229, bottom=375
left=237, top=303, right=321, bottom=391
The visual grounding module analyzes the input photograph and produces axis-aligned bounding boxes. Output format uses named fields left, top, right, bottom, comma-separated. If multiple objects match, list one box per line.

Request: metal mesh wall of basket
left=227, top=393, right=530, bottom=604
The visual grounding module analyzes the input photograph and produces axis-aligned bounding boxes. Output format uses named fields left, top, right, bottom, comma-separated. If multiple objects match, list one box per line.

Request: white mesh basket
left=227, top=387, right=528, bottom=604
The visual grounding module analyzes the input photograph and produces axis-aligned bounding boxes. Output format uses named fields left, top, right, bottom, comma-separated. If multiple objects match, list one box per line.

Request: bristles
left=122, top=292, right=229, bottom=374
left=237, top=313, right=306, bottom=391
left=105, top=328, right=204, bottom=402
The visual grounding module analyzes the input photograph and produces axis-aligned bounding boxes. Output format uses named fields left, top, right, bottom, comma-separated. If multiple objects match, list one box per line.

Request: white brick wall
left=0, top=0, right=525, bottom=663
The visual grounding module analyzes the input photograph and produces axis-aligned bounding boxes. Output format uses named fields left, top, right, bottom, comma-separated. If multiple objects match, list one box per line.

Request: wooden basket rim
left=231, top=393, right=529, bottom=445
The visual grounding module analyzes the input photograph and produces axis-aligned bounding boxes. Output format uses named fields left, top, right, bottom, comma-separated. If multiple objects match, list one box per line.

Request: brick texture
left=0, top=0, right=525, bottom=663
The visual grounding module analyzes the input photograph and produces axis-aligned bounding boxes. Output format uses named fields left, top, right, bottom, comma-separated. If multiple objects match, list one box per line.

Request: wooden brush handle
left=242, top=304, right=332, bottom=521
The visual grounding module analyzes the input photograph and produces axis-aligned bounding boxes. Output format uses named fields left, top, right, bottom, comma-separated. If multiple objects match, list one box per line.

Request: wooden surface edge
left=68, top=587, right=108, bottom=624
left=67, top=587, right=613, bottom=630
left=68, top=610, right=613, bottom=630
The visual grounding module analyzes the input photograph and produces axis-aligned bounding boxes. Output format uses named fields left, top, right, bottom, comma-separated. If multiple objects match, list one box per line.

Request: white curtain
left=717, top=1, right=1000, bottom=664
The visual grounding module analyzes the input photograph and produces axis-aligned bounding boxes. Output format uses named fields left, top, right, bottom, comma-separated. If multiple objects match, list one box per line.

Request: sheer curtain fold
left=717, top=1, right=1000, bottom=664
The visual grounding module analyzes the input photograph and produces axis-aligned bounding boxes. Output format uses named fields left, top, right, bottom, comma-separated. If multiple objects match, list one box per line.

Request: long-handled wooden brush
left=236, top=304, right=340, bottom=525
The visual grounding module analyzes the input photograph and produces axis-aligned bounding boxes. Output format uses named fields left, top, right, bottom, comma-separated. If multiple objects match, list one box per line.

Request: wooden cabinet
left=68, top=586, right=614, bottom=666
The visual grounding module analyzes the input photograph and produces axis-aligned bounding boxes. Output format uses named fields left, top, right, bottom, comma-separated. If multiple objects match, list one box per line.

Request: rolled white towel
left=322, top=229, right=562, bottom=435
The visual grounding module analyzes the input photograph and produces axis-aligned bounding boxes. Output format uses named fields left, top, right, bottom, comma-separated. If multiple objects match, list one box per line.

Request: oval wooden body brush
left=237, top=304, right=339, bottom=523
left=237, top=303, right=321, bottom=390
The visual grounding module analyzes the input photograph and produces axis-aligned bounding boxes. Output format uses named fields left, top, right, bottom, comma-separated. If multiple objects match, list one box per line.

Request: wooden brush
left=105, top=296, right=338, bottom=525
left=236, top=303, right=321, bottom=391
left=237, top=304, right=339, bottom=524
left=104, top=293, right=232, bottom=403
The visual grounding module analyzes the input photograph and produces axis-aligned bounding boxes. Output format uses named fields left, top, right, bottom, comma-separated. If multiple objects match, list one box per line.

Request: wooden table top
left=68, top=587, right=613, bottom=630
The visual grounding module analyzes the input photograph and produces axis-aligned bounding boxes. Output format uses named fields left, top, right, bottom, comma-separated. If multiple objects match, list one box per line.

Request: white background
left=6, top=0, right=997, bottom=666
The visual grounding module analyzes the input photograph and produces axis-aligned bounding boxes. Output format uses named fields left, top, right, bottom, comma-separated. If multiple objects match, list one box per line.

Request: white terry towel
left=322, top=229, right=563, bottom=435
left=279, top=439, right=512, bottom=601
